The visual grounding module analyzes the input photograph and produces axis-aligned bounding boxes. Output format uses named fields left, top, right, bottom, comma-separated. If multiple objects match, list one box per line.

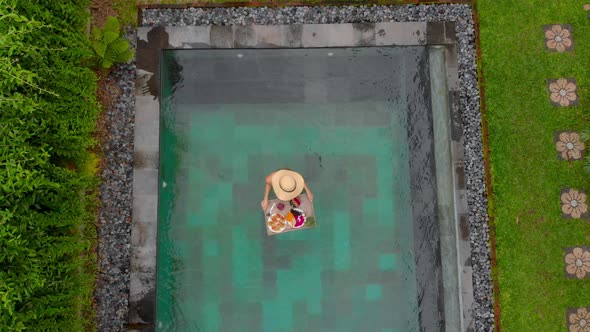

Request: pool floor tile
left=379, top=254, right=398, bottom=270
left=365, top=284, right=383, bottom=301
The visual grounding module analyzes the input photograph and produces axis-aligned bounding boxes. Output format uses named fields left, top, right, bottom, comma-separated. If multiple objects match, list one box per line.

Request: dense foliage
left=0, top=0, right=99, bottom=330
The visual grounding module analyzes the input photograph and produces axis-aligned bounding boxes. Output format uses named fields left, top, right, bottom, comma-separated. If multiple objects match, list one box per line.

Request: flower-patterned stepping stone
left=567, top=307, right=590, bottom=331
left=548, top=78, right=578, bottom=107
left=544, top=24, right=573, bottom=52
left=564, top=247, right=590, bottom=279
left=560, top=188, right=589, bottom=219
left=555, top=131, right=585, bottom=160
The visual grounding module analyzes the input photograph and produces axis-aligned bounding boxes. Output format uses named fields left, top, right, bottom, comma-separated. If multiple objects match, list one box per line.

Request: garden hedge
left=0, top=0, right=100, bottom=330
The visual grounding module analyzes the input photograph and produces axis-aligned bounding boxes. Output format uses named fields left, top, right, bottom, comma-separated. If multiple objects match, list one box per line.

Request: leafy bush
left=0, top=0, right=99, bottom=330
left=91, top=17, right=134, bottom=70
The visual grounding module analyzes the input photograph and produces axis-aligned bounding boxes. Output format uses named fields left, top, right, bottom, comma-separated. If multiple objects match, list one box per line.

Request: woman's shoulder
left=265, top=172, right=276, bottom=184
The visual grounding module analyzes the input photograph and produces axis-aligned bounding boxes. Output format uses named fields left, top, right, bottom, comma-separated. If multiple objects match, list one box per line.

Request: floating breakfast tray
left=265, top=193, right=317, bottom=236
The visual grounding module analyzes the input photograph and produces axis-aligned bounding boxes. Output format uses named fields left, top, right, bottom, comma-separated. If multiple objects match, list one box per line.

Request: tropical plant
left=90, top=16, right=134, bottom=70
left=0, top=0, right=99, bottom=330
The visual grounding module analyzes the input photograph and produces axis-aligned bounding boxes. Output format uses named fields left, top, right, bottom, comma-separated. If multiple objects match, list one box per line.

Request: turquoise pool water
left=157, top=47, right=442, bottom=331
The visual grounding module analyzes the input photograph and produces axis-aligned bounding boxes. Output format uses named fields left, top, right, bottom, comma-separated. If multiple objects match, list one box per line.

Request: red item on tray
left=290, top=197, right=301, bottom=208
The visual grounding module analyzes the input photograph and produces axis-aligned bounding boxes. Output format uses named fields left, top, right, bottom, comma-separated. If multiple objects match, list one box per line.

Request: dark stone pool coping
left=127, top=4, right=492, bottom=332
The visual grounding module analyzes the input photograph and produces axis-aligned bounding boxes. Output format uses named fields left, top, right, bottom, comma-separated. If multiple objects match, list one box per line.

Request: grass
left=478, top=0, right=590, bottom=330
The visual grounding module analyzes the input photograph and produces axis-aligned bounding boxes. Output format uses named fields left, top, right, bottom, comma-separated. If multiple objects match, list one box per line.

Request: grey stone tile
left=130, top=243, right=157, bottom=273
left=449, top=90, right=463, bottom=141
left=454, top=161, right=466, bottom=189
left=446, top=65, right=460, bottom=92
left=137, top=27, right=150, bottom=43
left=451, top=141, right=465, bottom=165
left=210, top=25, right=233, bottom=48
left=135, top=69, right=154, bottom=97
left=128, top=289, right=155, bottom=326
left=134, top=124, right=159, bottom=151
left=326, top=23, right=354, bottom=47
left=135, top=96, right=159, bottom=127
left=134, top=96, right=159, bottom=151
left=284, top=24, right=303, bottom=47
left=233, top=25, right=257, bottom=48
left=255, top=24, right=285, bottom=47
left=444, top=22, right=457, bottom=44
left=166, top=26, right=211, bottom=48
left=134, top=150, right=159, bottom=169
left=457, top=214, right=470, bottom=241
left=129, top=272, right=156, bottom=309
left=133, top=169, right=159, bottom=195
left=133, top=194, right=158, bottom=223
left=445, top=44, right=458, bottom=68
left=302, top=23, right=354, bottom=47
left=375, top=22, right=426, bottom=46
left=353, top=23, right=376, bottom=46
left=454, top=189, right=469, bottom=215
left=131, top=220, right=158, bottom=250
left=426, top=22, right=445, bottom=44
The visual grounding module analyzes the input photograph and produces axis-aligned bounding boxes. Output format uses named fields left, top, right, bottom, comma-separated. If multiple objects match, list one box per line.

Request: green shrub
left=91, top=17, right=134, bottom=70
left=0, top=0, right=99, bottom=330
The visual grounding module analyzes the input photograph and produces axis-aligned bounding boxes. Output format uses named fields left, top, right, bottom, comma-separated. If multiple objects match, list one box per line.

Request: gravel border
left=121, top=4, right=493, bottom=331
left=95, top=28, right=137, bottom=332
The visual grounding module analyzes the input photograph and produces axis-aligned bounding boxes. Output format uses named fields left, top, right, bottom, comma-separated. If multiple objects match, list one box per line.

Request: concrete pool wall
left=131, top=20, right=472, bottom=331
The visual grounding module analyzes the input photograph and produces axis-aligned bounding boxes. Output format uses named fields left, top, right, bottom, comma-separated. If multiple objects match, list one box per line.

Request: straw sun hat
left=271, top=169, right=305, bottom=201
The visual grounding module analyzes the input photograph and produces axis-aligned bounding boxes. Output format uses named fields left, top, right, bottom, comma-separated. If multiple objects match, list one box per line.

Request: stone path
left=549, top=9, right=590, bottom=331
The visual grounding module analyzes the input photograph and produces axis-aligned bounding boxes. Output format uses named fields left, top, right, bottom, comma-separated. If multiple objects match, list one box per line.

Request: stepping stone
left=560, top=188, right=589, bottom=220
left=567, top=307, right=590, bottom=331
left=547, top=78, right=578, bottom=107
left=555, top=131, right=585, bottom=160
left=544, top=24, right=574, bottom=52
left=564, top=247, right=590, bottom=278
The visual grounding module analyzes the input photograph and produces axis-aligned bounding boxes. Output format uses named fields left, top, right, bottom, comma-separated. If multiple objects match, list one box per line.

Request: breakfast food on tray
left=267, top=213, right=287, bottom=233
left=285, top=212, right=294, bottom=226
left=292, top=208, right=306, bottom=228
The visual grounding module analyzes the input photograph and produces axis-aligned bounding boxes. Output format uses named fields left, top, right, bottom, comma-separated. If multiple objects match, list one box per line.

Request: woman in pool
left=261, top=169, right=314, bottom=211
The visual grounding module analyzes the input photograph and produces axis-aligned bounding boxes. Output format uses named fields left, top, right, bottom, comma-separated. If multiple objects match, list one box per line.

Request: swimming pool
left=155, top=45, right=458, bottom=331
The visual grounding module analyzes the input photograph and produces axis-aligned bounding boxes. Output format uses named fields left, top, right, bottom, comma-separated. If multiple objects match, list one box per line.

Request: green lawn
left=478, top=0, right=590, bottom=330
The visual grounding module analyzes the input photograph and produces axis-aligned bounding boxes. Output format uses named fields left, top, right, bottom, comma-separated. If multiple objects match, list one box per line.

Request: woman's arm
left=261, top=172, right=274, bottom=211
left=304, top=182, right=314, bottom=202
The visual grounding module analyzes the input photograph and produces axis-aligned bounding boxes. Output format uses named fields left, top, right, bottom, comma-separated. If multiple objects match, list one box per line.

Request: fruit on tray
left=292, top=208, right=306, bottom=228
left=286, top=212, right=294, bottom=223
left=267, top=213, right=287, bottom=233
